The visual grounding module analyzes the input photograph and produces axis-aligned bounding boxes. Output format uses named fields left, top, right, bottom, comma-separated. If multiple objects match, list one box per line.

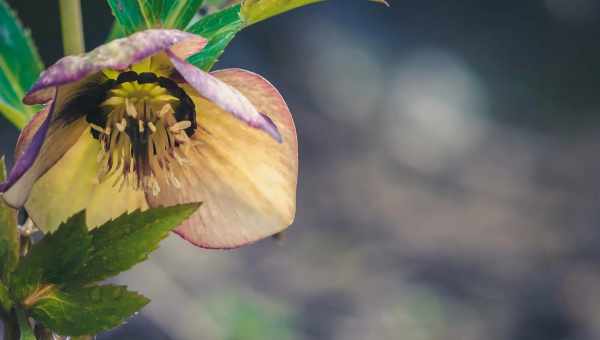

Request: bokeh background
left=4, top=0, right=600, bottom=339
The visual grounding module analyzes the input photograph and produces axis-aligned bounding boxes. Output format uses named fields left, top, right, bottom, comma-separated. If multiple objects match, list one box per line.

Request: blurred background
left=4, top=0, right=600, bottom=339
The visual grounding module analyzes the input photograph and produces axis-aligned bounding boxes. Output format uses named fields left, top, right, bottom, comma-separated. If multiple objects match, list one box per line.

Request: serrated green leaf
left=0, top=0, right=44, bottom=128
left=9, top=212, right=91, bottom=301
left=186, top=4, right=243, bottom=70
left=29, top=285, right=149, bottom=336
left=71, top=203, right=200, bottom=284
left=188, top=3, right=241, bottom=37
left=162, top=0, right=205, bottom=29
left=0, top=156, right=18, bottom=280
left=240, top=0, right=324, bottom=25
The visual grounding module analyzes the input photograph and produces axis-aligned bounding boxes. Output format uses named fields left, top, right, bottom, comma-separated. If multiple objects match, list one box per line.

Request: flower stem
left=2, top=309, right=19, bottom=340
left=58, top=0, right=85, bottom=55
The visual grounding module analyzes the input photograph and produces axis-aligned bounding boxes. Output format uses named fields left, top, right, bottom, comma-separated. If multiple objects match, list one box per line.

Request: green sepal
left=29, top=285, right=149, bottom=336
left=0, top=0, right=44, bottom=128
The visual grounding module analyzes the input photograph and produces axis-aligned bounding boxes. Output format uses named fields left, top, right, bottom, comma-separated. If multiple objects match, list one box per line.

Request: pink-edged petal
left=146, top=68, right=298, bottom=249
left=1, top=80, right=89, bottom=207
left=24, top=29, right=206, bottom=105
left=167, top=52, right=283, bottom=142
left=0, top=100, right=54, bottom=203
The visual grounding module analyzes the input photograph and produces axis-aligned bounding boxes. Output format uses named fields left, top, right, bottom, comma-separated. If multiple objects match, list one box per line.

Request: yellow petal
left=146, top=69, right=298, bottom=249
left=25, top=131, right=148, bottom=232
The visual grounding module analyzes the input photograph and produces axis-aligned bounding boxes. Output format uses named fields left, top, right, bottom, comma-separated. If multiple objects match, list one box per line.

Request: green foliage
left=162, top=0, right=205, bottom=29
left=107, top=0, right=205, bottom=35
left=72, top=203, right=201, bottom=284
left=9, top=213, right=90, bottom=301
left=210, top=294, right=296, bottom=340
left=240, top=0, right=324, bottom=25
left=0, top=157, right=18, bottom=280
left=187, top=4, right=243, bottom=70
left=29, top=285, right=149, bottom=336
left=0, top=0, right=44, bottom=129
left=16, top=308, right=35, bottom=340
left=0, top=203, right=200, bottom=336
left=0, top=281, right=12, bottom=312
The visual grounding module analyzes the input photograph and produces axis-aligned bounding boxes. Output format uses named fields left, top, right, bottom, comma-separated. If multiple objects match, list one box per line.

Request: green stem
left=2, top=310, right=19, bottom=340
left=58, top=0, right=85, bottom=55
left=15, top=308, right=35, bottom=340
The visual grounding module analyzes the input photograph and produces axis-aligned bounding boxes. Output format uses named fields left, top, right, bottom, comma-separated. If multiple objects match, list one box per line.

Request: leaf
left=0, top=281, right=12, bottom=312
left=240, top=0, right=324, bottom=25
left=106, top=21, right=125, bottom=41
left=29, top=285, right=149, bottom=336
left=16, top=308, right=36, bottom=340
left=0, top=156, right=18, bottom=279
left=162, top=0, right=205, bottom=29
left=106, top=0, right=159, bottom=35
left=9, top=212, right=91, bottom=301
left=186, top=4, right=243, bottom=70
left=0, top=0, right=44, bottom=128
left=107, top=0, right=205, bottom=34
left=71, top=203, right=200, bottom=284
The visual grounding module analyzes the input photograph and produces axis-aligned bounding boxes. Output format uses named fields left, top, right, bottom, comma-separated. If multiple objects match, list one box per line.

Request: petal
left=25, top=131, right=148, bottom=232
left=1, top=80, right=89, bottom=208
left=146, top=69, right=298, bottom=249
left=168, top=52, right=283, bottom=142
left=25, top=29, right=206, bottom=105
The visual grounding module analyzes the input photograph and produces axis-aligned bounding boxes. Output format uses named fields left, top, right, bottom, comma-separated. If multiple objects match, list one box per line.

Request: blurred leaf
left=71, top=203, right=200, bottom=284
left=9, top=212, right=90, bottom=301
left=186, top=4, right=243, bottom=70
left=0, top=281, right=12, bottom=312
left=210, top=294, right=296, bottom=340
left=17, top=308, right=35, bottom=340
left=0, top=0, right=44, bottom=128
left=240, top=0, right=324, bottom=25
left=0, top=156, right=18, bottom=280
left=29, top=285, right=149, bottom=336
left=162, top=0, right=205, bottom=29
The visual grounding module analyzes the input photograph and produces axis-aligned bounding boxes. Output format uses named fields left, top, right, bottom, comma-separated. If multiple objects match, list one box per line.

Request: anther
left=125, top=99, right=138, bottom=118
left=116, top=71, right=138, bottom=84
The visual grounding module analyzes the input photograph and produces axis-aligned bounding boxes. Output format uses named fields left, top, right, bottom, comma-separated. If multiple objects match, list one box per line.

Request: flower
left=0, top=29, right=298, bottom=249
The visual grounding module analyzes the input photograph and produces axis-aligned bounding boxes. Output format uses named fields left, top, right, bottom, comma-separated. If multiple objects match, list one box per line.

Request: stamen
left=169, top=121, right=192, bottom=132
left=125, top=99, right=138, bottom=118
left=147, top=122, right=157, bottom=132
left=158, top=103, right=173, bottom=118
left=89, top=70, right=199, bottom=195
left=116, top=118, right=127, bottom=132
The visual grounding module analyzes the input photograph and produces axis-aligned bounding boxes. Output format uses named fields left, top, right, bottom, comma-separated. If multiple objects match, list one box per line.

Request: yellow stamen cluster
left=95, top=80, right=196, bottom=195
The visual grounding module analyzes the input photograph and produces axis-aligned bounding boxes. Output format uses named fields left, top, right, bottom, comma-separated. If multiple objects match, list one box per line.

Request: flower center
left=85, top=71, right=198, bottom=195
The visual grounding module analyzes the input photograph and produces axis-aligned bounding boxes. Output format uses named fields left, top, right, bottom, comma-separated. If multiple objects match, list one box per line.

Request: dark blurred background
left=5, top=0, right=600, bottom=339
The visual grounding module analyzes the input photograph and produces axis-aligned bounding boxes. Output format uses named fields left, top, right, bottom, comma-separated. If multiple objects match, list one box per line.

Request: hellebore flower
left=0, top=29, right=298, bottom=249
